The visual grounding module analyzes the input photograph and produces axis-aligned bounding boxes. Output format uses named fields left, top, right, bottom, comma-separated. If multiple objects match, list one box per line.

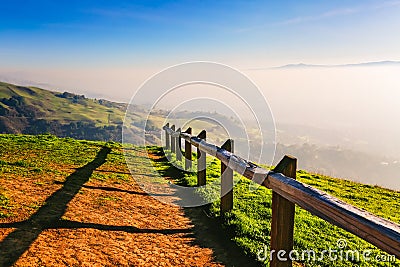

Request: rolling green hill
left=0, top=81, right=238, bottom=145
left=0, top=81, right=158, bottom=142
left=0, top=82, right=125, bottom=123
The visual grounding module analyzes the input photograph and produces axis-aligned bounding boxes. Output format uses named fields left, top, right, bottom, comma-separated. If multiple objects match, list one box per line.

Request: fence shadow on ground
left=0, top=147, right=111, bottom=267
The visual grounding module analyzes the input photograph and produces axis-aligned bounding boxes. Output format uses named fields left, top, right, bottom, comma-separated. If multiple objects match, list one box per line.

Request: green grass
left=149, top=146, right=400, bottom=267
left=0, top=134, right=103, bottom=166
left=0, top=193, right=12, bottom=218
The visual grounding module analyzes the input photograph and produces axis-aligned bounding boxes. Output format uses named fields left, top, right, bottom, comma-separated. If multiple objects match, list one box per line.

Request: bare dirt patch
left=0, top=145, right=227, bottom=266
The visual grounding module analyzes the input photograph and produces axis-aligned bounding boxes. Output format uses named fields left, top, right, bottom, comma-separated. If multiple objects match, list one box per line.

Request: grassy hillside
left=0, top=81, right=240, bottom=145
left=149, top=146, right=400, bottom=267
left=0, top=81, right=144, bottom=142
left=0, top=81, right=132, bottom=124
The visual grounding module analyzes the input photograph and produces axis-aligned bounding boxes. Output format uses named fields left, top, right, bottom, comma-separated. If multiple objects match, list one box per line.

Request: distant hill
left=0, top=81, right=155, bottom=142
left=0, top=81, right=238, bottom=145
left=277, top=60, right=400, bottom=69
left=247, top=60, right=400, bottom=70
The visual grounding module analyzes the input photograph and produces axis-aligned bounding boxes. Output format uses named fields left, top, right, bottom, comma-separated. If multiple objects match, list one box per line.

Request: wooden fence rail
left=163, top=124, right=400, bottom=267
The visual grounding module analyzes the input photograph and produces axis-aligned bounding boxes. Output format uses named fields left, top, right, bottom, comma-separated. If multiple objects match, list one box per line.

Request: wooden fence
left=163, top=123, right=400, bottom=267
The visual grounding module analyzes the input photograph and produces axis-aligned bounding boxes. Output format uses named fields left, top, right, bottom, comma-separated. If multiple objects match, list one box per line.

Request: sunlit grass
left=149, top=146, right=400, bottom=267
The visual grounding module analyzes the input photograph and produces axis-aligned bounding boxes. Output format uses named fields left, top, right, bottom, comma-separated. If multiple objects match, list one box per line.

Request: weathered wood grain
left=197, top=130, right=207, bottom=186
left=270, top=156, right=297, bottom=267
left=184, top=127, right=192, bottom=171
left=220, top=139, right=234, bottom=215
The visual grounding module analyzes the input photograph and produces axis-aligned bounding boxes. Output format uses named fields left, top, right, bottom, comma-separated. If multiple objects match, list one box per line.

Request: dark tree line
left=0, top=95, right=122, bottom=142
left=25, top=120, right=122, bottom=142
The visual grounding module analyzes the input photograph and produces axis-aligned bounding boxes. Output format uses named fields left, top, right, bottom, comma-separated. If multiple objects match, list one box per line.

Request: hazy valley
left=1, top=81, right=398, bottom=191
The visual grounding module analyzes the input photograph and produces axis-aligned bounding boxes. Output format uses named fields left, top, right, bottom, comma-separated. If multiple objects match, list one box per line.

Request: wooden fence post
left=184, top=127, right=192, bottom=170
left=270, top=155, right=297, bottom=267
left=171, top=125, right=176, bottom=154
left=197, top=130, right=207, bottom=186
left=220, top=139, right=234, bottom=215
left=165, top=123, right=170, bottom=150
left=176, top=128, right=182, bottom=161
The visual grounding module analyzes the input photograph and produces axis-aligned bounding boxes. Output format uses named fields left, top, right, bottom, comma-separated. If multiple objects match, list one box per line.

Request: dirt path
left=0, top=146, right=258, bottom=267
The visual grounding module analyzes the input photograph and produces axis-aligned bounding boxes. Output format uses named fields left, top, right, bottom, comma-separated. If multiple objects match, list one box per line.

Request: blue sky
left=1, top=1, right=400, bottom=184
left=1, top=0, right=400, bottom=70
